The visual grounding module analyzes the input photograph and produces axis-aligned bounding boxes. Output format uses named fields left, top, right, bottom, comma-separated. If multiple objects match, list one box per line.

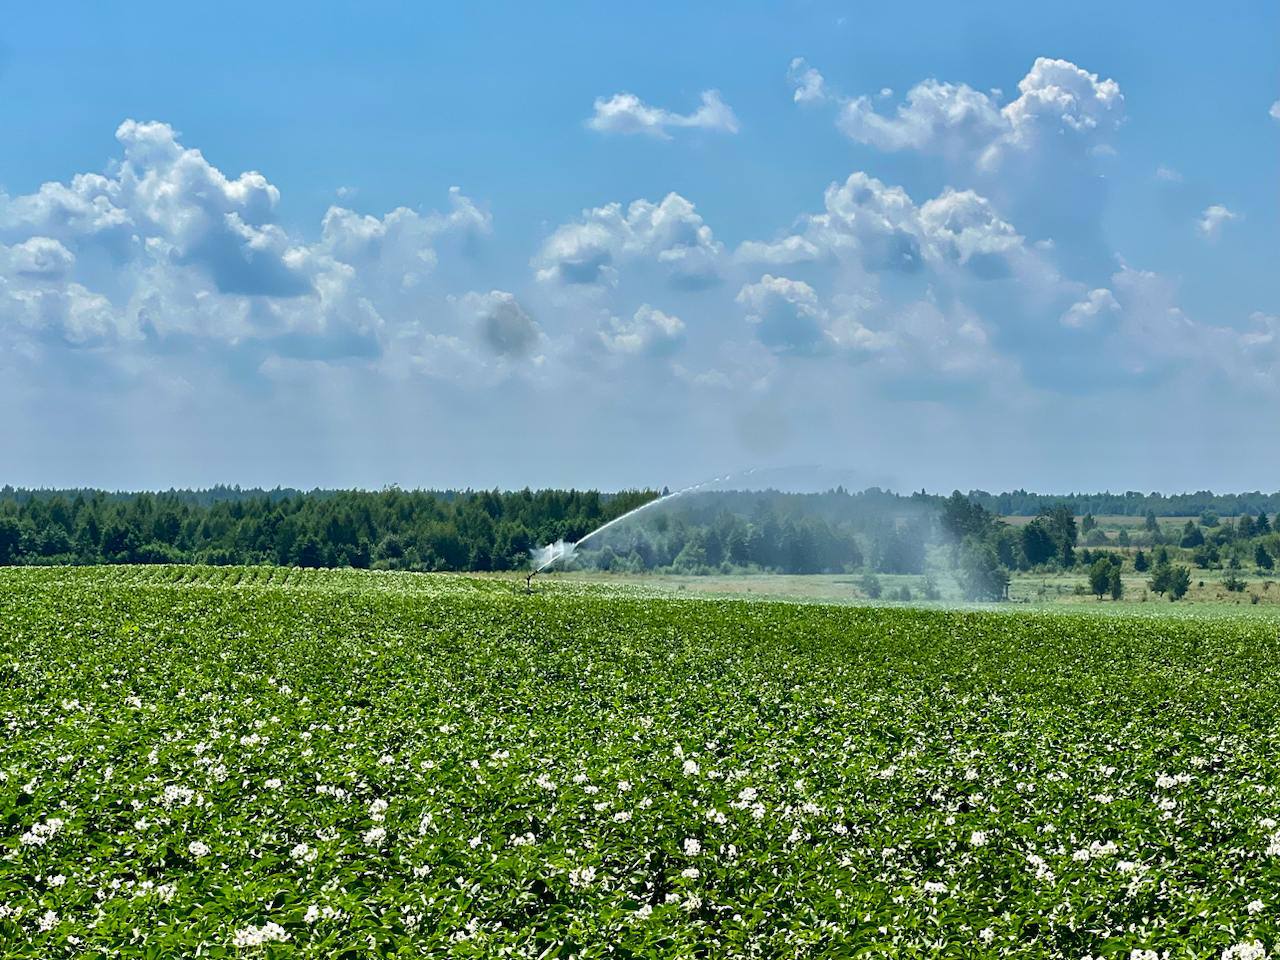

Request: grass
left=544, top=566, right=1280, bottom=610
left=4, top=566, right=1280, bottom=957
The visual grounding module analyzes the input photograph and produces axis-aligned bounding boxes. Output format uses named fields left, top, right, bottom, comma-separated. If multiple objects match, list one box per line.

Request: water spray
left=524, top=472, right=746, bottom=590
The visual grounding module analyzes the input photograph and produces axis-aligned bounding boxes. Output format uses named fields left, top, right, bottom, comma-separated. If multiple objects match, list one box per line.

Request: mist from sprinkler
left=525, top=472, right=746, bottom=589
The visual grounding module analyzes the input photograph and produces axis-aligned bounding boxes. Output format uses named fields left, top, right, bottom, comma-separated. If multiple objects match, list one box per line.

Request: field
left=547, top=567, right=1280, bottom=608
left=4, top=568, right=1280, bottom=957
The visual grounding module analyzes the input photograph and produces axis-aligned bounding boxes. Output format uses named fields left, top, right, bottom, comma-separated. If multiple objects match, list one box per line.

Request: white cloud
left=798, top=57, right=1123, bottom=172
left=810, top=172, right=925, bottom=272
left=0, top=120, right=492, bottom=359
left=1271, top=100, right=1280, bottom=121
left=1060, top=288, right=1120, bottom=328
left=466, top=290, right=542, bottom=359
left=319, top=188, right=489, bottom=293
left=1000, top=59, right=1122, bottom=147
left=836, top=80, right=1004, bottom=155
left=734, top=234, right=821, bottom=266
left=787, top=58, right=828, bottom=105
left=918, top=189, right=1023, bottom=273
left=1104, top=265, right=1277, bottom=387
left=587, top=90, right=739, bottom=138
left=6, top=102, right=1278, bottom=490
left=534, top=193, right=722, bottom=288
left=597, top=304, right=685, bottom=356
left=736, top=274, right=831, bottom=353
left=1197, top=204, right=1241, bottom=240
left=1155, top=165, right=1182, bottom=182
left=733, top=267, right=1008, bottom=382
left=0, top=276, right=124, bottom=345
left=873, top=299, right=1005, bottom=380
left=6, top=237, right=76, bottom=279
left=748, top=171, right=1051, bottom=287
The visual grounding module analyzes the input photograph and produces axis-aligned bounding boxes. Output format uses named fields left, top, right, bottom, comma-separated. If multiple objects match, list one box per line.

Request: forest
left=3, top=487, right=1280, bottom=598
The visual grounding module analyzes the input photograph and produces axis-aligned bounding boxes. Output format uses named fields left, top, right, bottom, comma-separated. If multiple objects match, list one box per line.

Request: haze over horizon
left=2, top=2, right=1277, bottom=493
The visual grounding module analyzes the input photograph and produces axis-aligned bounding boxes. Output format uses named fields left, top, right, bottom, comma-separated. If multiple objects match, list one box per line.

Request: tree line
left=966, top=489, right=1280, bottom=518
left=0, top=485, right=940, bottom=576
left=0, top=488, right=658, bottom=571
left=937, top=492, right=1280, bottom=601
left=6, top=486, right=1280, bottom=598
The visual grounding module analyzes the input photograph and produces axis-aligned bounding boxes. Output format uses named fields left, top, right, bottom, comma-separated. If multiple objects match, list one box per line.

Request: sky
left=1, top=1, right=1277, bottom=493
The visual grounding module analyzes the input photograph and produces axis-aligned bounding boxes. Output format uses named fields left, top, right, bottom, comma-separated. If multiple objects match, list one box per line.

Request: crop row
left=3, top=568, right=1280, bottom=957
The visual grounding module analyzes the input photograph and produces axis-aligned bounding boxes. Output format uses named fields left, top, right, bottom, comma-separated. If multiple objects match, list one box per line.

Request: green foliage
left=0, top=488, right=662, bottom=574
left=1085, top=554, right=1124, bottom=600
left=1168, top=565, right=1192, bottom=600
left=1180, top=521, right=1205, bottom=549
left=1256, top=544, right=1274, bottom=571
left=1108, top=565, right=1123, bottom=601
left=2, top=567, right=1280, bottom=956
left=1038, top=504, right=1077, bottom=566
left=968, top=489, right=1280, bottom=518
left=939, top=491, right=997, bottom=542
left=1191, top=543, right=1219, bottom=569
left=957, top=537, right=1010, bottom=601
left=1133, top=550, right=1149, bottom=572
left=1020, top=519, right=1058, bottom=568
left=1088, top=556, right=1120, bottom=599
left=0, top=488, right=917, bottom=577
left=1149, top=561, right=1172, bottom=596
left=874, top=521, right=927, bottom=574
left=859, top=572, right=883, bottom=599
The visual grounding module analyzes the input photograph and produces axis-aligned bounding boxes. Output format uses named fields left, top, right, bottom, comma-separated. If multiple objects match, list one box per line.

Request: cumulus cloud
left=1000, top=59, right=1123, bottom=148
left=787, top=58, right=828, bottom=105
left=1102, top=265, right=1274, bottom=386
left=587, top=90, right=739, bottom=138
left=835, top=80, right=1004, bottom=156
left=0, top=275, right=123, bottom=345
left=534, top=193, right=722, bottom=288
left=742, top=171, right=1051, bottom=288
left=597, top=304, right=685, bottom=356
left=792, top=57, right=1126, bottom=278
left=918, top=189, right=1024, bottom=277
left=734, top=234, right=821, bottom=266
left=318, top=187, right=490, bottom=298
left=1197, top=204, right=1240, bottom=240
left=0, top=120, right=493, bottom=361
left=1060, top=288, right=1120, bottom=328
left=8, top=119, right=310, bottom=297
left=7, top=237, right=75, bottom=279
left=814, top=172, right=925, bottom=272
left=733, top=268, right=1007, bottom=386
left=806, top=57, right=1123, bottom=171
left=467, top=290, right=542, bottom=359
left=7, top=100, right=1277, bottom=484
left=736, top=275, right=830, bottom=353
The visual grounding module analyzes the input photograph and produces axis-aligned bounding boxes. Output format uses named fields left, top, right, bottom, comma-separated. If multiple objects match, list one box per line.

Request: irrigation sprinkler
left=522, top=473, right=741, bottom=593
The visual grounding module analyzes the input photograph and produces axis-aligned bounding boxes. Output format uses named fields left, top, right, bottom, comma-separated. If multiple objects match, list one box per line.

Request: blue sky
left=1, top=1, right=1277, bottom=492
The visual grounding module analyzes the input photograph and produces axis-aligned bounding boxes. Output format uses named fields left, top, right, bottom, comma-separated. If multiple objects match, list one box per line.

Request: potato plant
left=2, top=566, right=1280, bottom=958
